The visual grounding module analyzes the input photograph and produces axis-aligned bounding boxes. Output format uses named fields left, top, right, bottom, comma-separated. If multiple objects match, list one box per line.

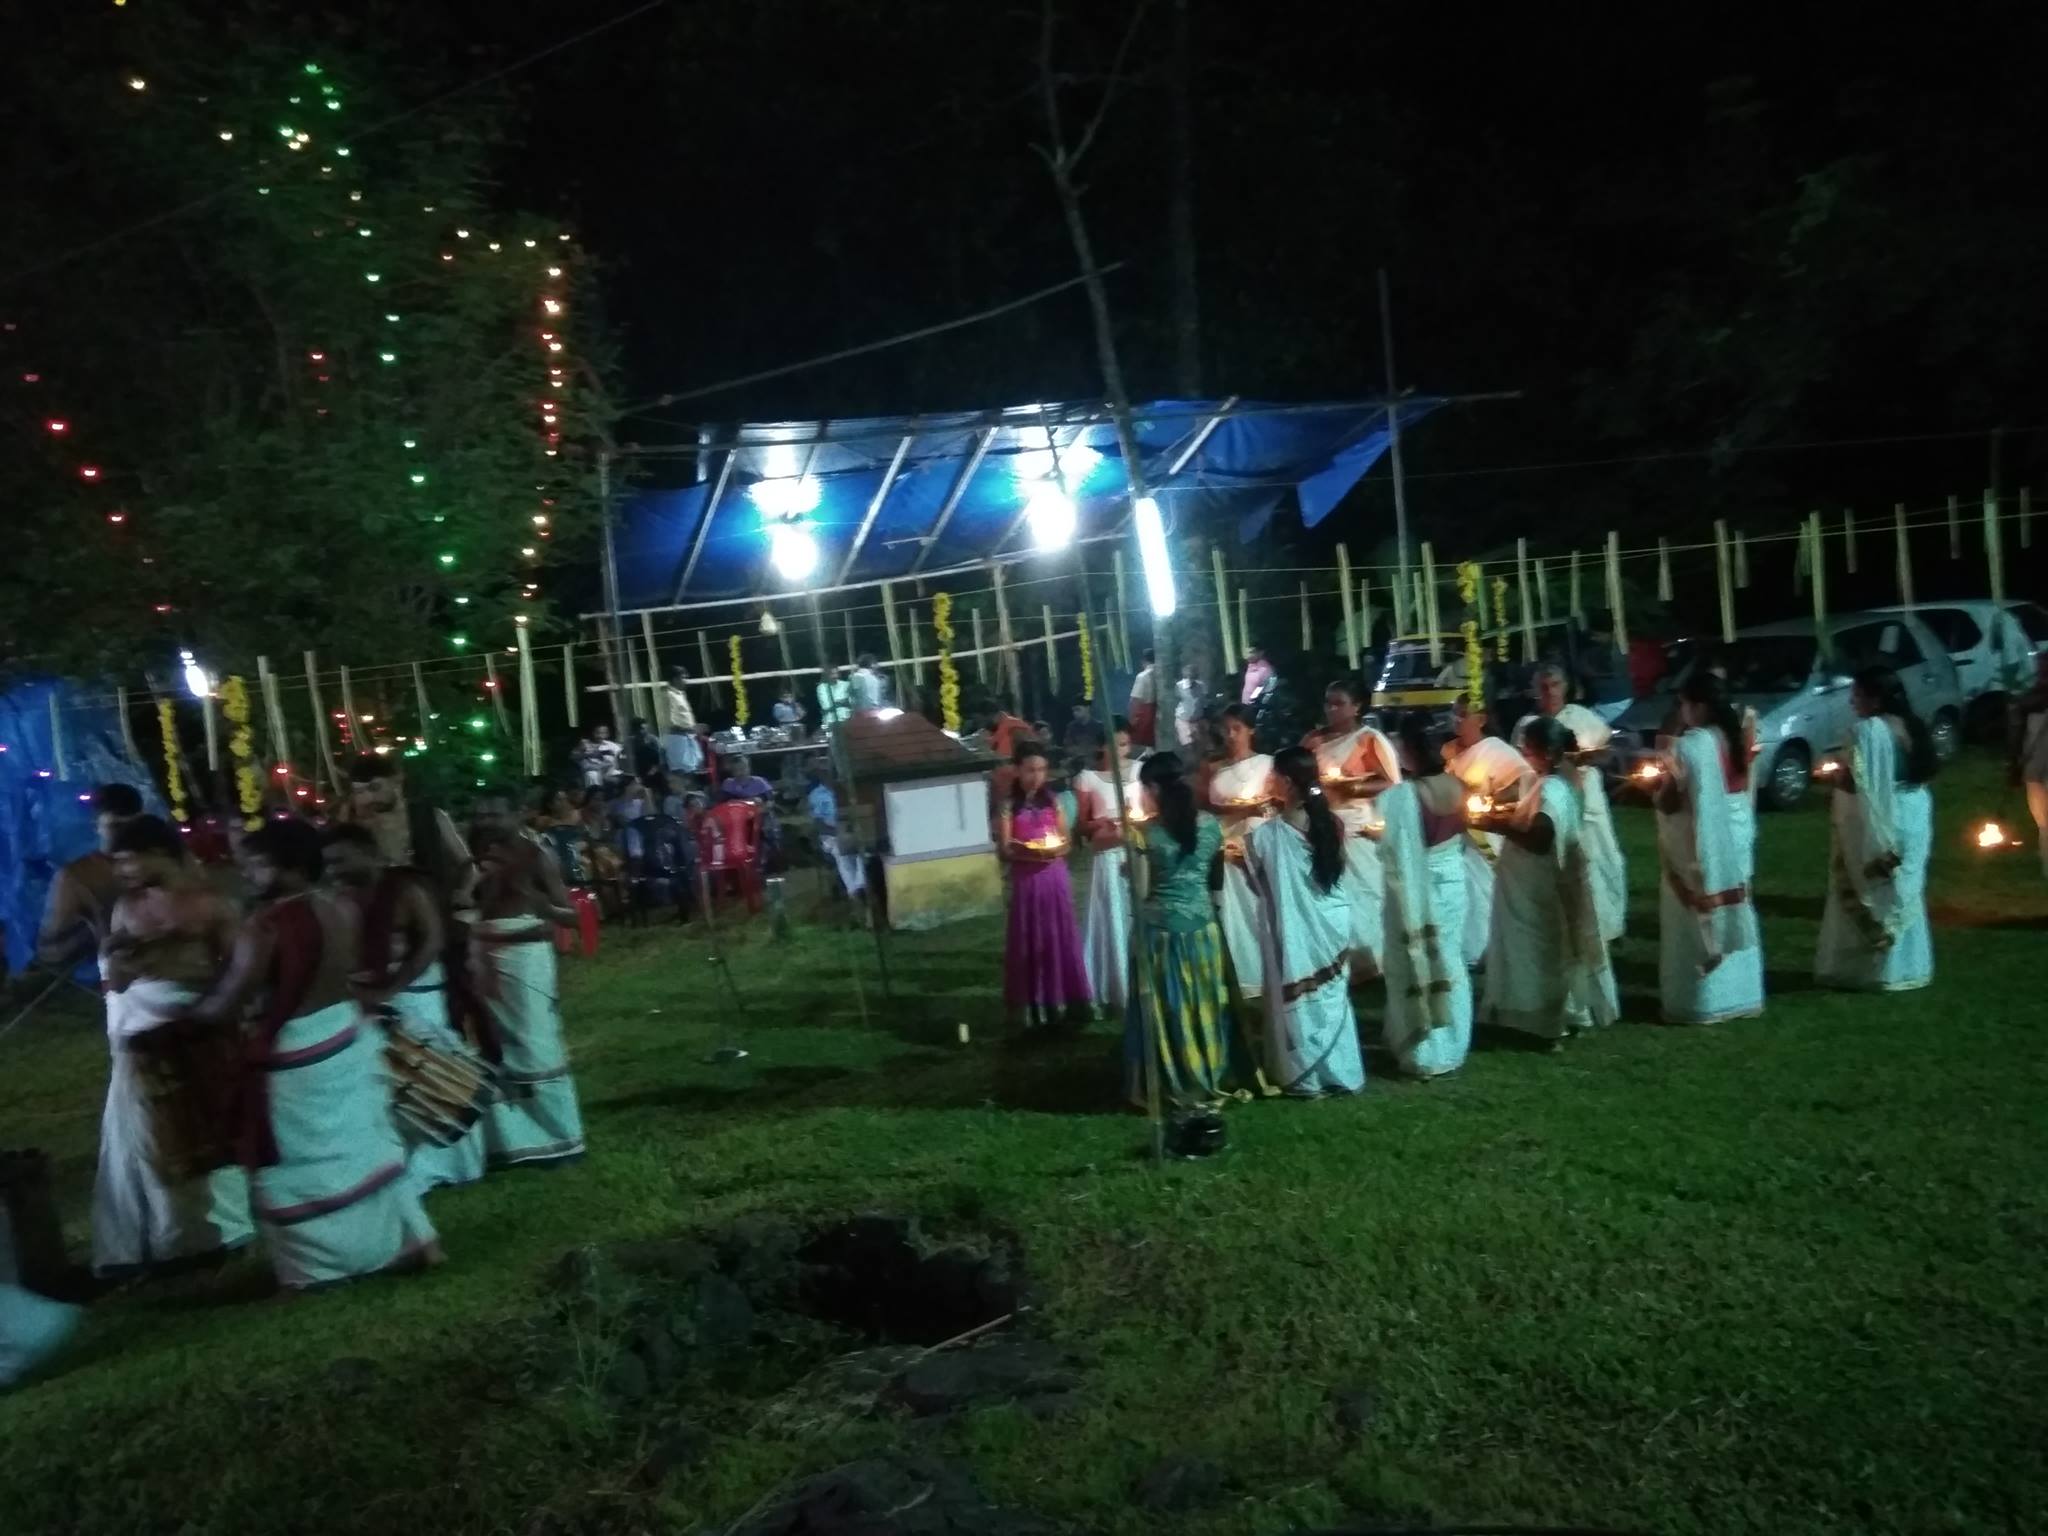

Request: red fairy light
left=46, top=419, right=68, bottom=433
left=80, top=466, right=100, bottom=479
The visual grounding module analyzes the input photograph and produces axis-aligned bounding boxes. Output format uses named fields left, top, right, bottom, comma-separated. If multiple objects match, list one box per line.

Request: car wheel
left=1763, top=743, right=1810, bottom=810
left=1930, top=709, right=1961, bottom=761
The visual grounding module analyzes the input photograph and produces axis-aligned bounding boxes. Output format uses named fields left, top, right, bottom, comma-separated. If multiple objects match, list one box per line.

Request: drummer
left=93, top=816, right=255, bottom=1279
left=323, top=825, right=487, bottom=1194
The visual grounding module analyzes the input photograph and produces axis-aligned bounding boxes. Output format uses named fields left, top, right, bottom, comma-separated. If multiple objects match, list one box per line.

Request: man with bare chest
left=177, top=818, right=440, bottom=1289
left=93, top=816, right=254, bottom=1279
left=37, top=783, right=143, bottom=971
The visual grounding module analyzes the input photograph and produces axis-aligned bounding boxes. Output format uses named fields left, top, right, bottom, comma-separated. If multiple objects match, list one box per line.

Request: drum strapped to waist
left=377, top=1011, right=500, bottom=1148
left=130, top=1023, right=242, bottom=1183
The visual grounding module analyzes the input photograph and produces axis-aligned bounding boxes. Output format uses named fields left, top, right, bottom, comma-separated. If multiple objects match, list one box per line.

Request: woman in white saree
left=1378, top=718, right=1473, bottom=1076
left=1652, top=674, right=1763, bottom=1023
left=1243, top=748, right=1364, bottom=1095
left=1816, top=667, right=1937, bottom=992
left=1478, top=717, right=1621, bottom=1042
left=1207, top=705, right=1278, bottom=998
left=1302, top=679, right=1401, bottom=978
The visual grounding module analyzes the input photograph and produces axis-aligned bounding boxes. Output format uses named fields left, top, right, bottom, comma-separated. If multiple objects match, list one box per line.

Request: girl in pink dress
left=998, top=741, right=1093, bottom=1029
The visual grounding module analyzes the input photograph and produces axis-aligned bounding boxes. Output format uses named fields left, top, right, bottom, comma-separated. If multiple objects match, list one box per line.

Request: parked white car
left=1607, top=612, right=1965, bottom=809
left=1872, top=599, right=2047, bottom=731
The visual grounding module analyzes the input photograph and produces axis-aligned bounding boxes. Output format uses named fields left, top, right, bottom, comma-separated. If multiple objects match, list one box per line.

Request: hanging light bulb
left=179, top=648, right=213, bottom=699
left=127, top=76, right=147, bottom=91
left=218, top=129, right=234, bottom=142
left=768, top=521, right=820, bottom=582
left=1024, top=483, right=1077, bottom=552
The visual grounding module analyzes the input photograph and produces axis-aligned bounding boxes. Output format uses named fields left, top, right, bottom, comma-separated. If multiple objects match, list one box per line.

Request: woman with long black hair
left=1123, top=753, right=1238, bottom=1109
left=1303, top=677, right=1402, bottom=977
left=1377, top=717, right=1474, bottom=1077
left=1243, top=747, right=1364, bottom=1095
left=1206, top=704, right=1279, bottom=998
left=1815, top=665, right=1937, bottom=992
left=1652, top=672, right=1763, bottom=1023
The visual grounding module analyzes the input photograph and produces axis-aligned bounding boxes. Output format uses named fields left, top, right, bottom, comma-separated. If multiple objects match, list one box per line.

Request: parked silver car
left=1607, top=612, right=1965, bottom=809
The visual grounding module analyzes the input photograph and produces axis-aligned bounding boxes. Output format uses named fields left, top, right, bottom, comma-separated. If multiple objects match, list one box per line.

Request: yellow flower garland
left=729, top=633, right=749, bottom=727
left=221, top=675, right=262, bottom=830
left=1456, top=561, right=1485, bottom=711
left=1077, top=616, right=1096, bottom=703
left=932, top=591, right=962, bottom=733
left=157, top=697, right=187, bottom=823
left=1491, top=575, right=1512, bottom=660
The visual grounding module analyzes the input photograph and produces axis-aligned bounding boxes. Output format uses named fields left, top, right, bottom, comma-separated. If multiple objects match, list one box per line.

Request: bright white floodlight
left=767, top=521, right=820, bottom=581
left=1133, top=496, right=1176, bottom=617
left=1025, top=483, right=1078, bottom=551
left=750, top=476, right=821, bottom=517
left=179, top=648, right=214, bottom=699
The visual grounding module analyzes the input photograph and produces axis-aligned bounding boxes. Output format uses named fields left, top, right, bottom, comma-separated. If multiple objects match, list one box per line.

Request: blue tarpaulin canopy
left=611, top=397, right=1440, bottom=610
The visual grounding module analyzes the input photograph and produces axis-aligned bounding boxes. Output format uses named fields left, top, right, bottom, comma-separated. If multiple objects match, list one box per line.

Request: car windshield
left=1377, top=642, right=1463, bottom=688
left=1693, top=636, right=1815, bottom=694
left=2011, top=602, right=2048, bottom=644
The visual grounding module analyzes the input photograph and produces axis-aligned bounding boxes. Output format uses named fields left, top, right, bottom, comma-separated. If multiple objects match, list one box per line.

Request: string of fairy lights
left=5, top=31, right=591, bottom=809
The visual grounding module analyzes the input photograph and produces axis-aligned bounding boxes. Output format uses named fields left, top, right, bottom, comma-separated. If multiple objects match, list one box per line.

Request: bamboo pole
left=1794, top=518, right=1810, bottom=594
left=1656, top=538, right=1673, bottom=601
left=561, top=644, right=579, bottom=728
left=1714, top=520, right=1736, bottom=644
left=698, top=631, right=722, bottom=705
left=516, top=624, right=541, bottom=776
left=1042, top=603, right=1060, bottom=692
left=1516, top=538, right=1536, bottom=662
left=1210, top=548, right=1237, bottom=671
left=842, top=610, right=856, bottom=668
left=910, top=604, right=928, bottom=684
left=971, top=605, right=988, bottom=681
left=337, top=664, right=365, bottom=755
left=1894, top=503, right=1916, bottom=608
left=1298, top=581, right=1312, bottom=653
left=1567, top=549, right=1583, bottom=624
left=115, top=682, right=143, bottom=766
left=880, top=580, right=906, bottom=696
left=1390, top=550, right=1410, bottom=636
left=253, top=660, right=286, bottom=766
left=1809, top=512, right=1829, bottom=656
left=1336, top=545, right=1359, bottom=672
left=1604, top=530, right=1628, bottom=653
left=640, top=613, right=665, bottom=727
left=2023, top=487, right=2034, bottom=551
left=1421, top=543, right=1442, bottom=667
left=1843, top=509, right=1858, bottom=574
left=1411, top=571, right=1427, bottom=637
left=1947, top=493, right=1961, bottom=560
left=1535, top=556, right=1552, bottom=626
left=1984, top=489, right=2006, bottom=604
left=1358, top=579, right=1375, bottom=670
left=1735, top=530, right=1750, bottom=588
left=1112, top=548, right=1132, bottom=666
left=48, top=693, right=67, bottom=780
left=776, top=616, right=796, bottom=678
left=1237, top=588, right=1251, bottom=663
left=992, top=562, right=1021, bottom=704
left=409, top=662, right=432, bottom=744
left=485, top=652, right=513, bottom=737
left=303, top=651, right=339, bottom=791
left=596, top=619, right=625, bottom=733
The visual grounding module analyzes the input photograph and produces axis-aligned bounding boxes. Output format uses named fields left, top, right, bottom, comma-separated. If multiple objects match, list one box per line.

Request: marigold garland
left=1456, top=560, right=1486, bottom=711
left=932, top=591, right=962, bottom=733
left=1491, top=575, right=1512, bottom=660
left=728, top=633, right=749, bottom=727
left=221, top=675, right=262, bottom=829
left=156, top=697, right=187, bottom=823
left=1077, top=616, right=1096, bottom=702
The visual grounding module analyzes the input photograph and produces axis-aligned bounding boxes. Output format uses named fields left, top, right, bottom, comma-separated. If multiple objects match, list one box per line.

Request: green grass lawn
left=3, top=754, right=2046, bottom=1535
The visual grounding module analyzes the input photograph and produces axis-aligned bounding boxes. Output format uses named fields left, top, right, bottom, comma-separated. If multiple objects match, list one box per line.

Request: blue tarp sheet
left=615, top=397, right=1439, bottom=608
left=0, top=679, right=165, bottom=979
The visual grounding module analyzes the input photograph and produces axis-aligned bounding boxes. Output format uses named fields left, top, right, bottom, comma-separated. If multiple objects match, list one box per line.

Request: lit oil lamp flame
left=1465, top=793, right=1493, bottom=816
left=1633, top=760, right=1665, bottom=782
left=1816, top=758, right=1842, bottom=778
left=1974, top=821, right=2012, bottom=850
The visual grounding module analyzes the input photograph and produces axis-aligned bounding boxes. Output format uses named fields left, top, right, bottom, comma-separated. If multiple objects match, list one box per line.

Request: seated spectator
left=805, top=758, right=865, bottom=897
left=771, top=690, right=804, bottom=728
left=718, top=756, right=775, bottom=803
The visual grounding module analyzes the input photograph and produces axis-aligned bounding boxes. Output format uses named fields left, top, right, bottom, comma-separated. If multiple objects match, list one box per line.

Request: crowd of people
left=993, top=651, right=1953, bottom=1120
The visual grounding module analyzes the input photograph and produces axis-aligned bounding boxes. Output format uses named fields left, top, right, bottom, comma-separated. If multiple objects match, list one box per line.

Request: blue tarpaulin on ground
left=0, top=679, right=165, bottom=979
left=614, top=397, right=1440, bottom=608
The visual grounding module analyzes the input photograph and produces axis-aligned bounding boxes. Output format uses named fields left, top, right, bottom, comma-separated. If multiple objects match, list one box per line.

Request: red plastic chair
left=553, top=887, right=602, bottom=958
left=695, top=798, right=764, bottom=915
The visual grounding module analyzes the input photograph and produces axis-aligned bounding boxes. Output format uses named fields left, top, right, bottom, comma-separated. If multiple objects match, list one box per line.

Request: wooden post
left=1421, top=542, right=1442, bottom=667
left=640, top=613, right=665, bottom=727
left=880, top=581, right=906, bottom=696
left=1984, top=489, right=2006, bottom=603
left=1336, top=544, right=1359, bottom=671
left=1112, top=548, right=1132, bottom=669
left=1735, top=530, right=1750, bottom=588
left=303, top=651, right=339, bottom=791
left=516, top=624, right=541, bottom=776
left=1297, top=581, right=1312, bottom=653
left=1894, top=503, right=1915, bottom=608
left=1843, top=509, right=1858, bottom=574
left=1794, top=518, right=1810, bottom=594
left=1656, top=538, right=1673, bottom=601
left=1947, top=493, right=1961, bottom=560
left=697, top=631, right=721, bottom=705
left=561, top=643, right=579, bottom=728
left=1041, top=604, right=1060, bottom=692
left=2023, top=487, right=2035, bottom=551
left=1714, top=520, right=1736, bottom=644
left=1412, top=571, right=1427, bottom=637
left=1809, top=512, right=1829, bottom=651
left=1604, top=530, right=1628, bottom=652
left=1567, top=549, right=1583, bottom=624
left=842, top=609, right=857, bottom=669
left=254, top=658, right=288, bottom=765
left=485, top=652, right=513, bottom=736
left=992, top=562, right=1021, bottom=704
left=1535, top=556, right=1552, bottom=626
left=48, top=693, right=67, bottom=780
left=596, top=619, right=625, bottom=733
left=1237, top=588, right=1251, bottom=663
left=1210, top=548, right=1237, bottom=671
left=337, top=664, right=365, bottom=754
left=907, top=604, right=926, bottom=685
left=1516, top=538, right=1536, bottom=662
left=1358, top=579, right=1375, bottom=669
left=1390, top=553, right=1410, bottom=636
left=971, top=605, right=988, bottom=681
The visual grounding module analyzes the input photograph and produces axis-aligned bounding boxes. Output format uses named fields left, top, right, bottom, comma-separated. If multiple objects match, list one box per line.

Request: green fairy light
left=451, top=636, right=469, bottom=651
left=403, top=438, right=417, bottom=449
left=454, top=595, right=471, bottom=605
left=277, top=125, right=296, bottom=139
left=319, top=84, right=336, bottom=96
left=336, top=148, right=350, bottom=158
left=479, top=751, right=497, bottom=764
left=378, top=351, right=396, bottom=364
left=364, top=271, right=380, bottom=283
left=437, top=552, right=456, bottom=566
left=385, top=314, right=400, bottom=323
left=409, top=471, right=426, bottom=483
left=326, top=100, right=341, bottom=112
left=467, top=716, right=488, bottom=731
left=304, top=62, right=323, bottom=75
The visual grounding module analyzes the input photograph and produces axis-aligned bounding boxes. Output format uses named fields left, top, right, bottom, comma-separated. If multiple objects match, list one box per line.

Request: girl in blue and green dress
left=1123, top=752, right=1240, bottom=1110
